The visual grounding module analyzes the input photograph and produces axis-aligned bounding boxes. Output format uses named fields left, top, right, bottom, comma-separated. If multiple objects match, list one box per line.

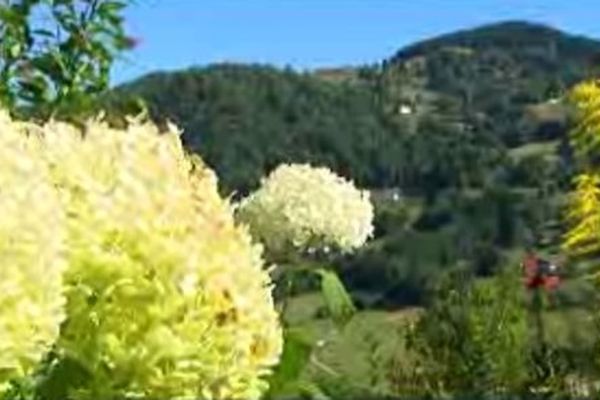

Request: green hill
left=108, top=21, right=599, bottom=194
left=105, top=21, right=600, bottom=307
left=376, top=20, right=600, bottom=146
left=108, top=64, right=390, bottom=193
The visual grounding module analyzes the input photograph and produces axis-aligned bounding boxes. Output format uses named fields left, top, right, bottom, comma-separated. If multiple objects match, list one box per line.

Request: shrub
left=390, top=267, right=530, bottom=397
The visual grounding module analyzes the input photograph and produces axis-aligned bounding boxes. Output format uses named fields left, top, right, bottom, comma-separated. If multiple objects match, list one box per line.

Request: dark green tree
left=0, top=0, right=133, bottom=121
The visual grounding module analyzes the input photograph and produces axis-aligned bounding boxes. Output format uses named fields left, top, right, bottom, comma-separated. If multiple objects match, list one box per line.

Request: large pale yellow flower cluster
left=0, top=112, right=67, bottom=391
left=1, top=113, right=282, bottom=399
left=237, top=163, right=374, bottom=254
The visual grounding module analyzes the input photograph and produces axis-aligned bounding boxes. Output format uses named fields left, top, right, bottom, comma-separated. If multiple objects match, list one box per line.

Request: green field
left=283, top=286, right=597, bottom=398
left=282, top=292, right=419, bottom=395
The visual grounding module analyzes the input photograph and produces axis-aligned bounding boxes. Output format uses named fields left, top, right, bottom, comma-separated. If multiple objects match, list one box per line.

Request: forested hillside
left=373, top=20, right=600, bottom=145
left=109, top=65, right=389, bottom=192
left=106, top=21, right=600, bottom=306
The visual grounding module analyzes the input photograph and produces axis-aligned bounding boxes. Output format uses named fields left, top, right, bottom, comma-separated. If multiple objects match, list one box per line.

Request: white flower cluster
left=237, top=163, right=374, bottom=254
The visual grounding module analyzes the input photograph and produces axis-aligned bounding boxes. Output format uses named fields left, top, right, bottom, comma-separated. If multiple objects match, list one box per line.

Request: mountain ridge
left=391, top=20, right=600, bottom=62
left=107, top=20, right=600, bottom=193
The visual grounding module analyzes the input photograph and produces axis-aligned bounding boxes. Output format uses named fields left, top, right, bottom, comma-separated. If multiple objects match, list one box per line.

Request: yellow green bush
left=564, top=81, right=600, bottom=256
left=3, top=114, right=282, bottom=400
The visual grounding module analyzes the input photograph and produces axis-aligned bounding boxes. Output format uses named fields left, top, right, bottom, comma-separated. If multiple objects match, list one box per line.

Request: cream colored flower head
left=0, top=111, right=66, bottom=392
left=237, top=163, right=374, bottom=255
left=25, top=115, right=282, bottom=400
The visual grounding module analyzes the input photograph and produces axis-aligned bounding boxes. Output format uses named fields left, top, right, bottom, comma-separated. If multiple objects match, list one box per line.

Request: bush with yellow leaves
left=564, top=81, right=600, bottom=256
left=4, top=114, right=282, bottom=400
left=237, top=163, right=374, bottom=256
left=0, top=112, right=67, bottom=393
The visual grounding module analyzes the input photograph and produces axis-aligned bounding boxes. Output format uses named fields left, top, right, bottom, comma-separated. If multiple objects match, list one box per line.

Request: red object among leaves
left=522, top=253, right=561, bottom=291
left=543, top=275, right=560, bottom=291
left=526, top=275, right=545, bottom=290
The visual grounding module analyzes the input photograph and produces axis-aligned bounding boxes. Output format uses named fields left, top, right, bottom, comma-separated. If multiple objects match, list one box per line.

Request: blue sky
left=111, top=0, right=600, bottom=85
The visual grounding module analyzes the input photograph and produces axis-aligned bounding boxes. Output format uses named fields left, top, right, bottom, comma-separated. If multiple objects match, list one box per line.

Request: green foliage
left=265, top=268, right=358, bottom=400
left=266, top=328, right=314, bottom=399
left=280, top=290, right=600, bottom=400
left=339, top=185, right=565, bottom=308
left=316, top=269, right=356, bottom=328
left=0, top=0, right=133, bottom=121
left=107, top=64, right=392, bottom=193
left=390, top=267, right=530, bottom=397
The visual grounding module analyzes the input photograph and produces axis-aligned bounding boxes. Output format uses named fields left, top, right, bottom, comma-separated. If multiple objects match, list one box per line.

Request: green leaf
left=35, top=353, right=92, bottom=400
left=97, top=1, right=127, bottom=17
left=18, top=76, right=50, bottom=102
left=9, top=43, right=21, bottom=58
left=30, top=53, right=69, bottom=84
left=0, top=7, right=23, bottom=25
left=266, top=328, right=314, bottom=397
left=316, top=269, right=356, bottom=328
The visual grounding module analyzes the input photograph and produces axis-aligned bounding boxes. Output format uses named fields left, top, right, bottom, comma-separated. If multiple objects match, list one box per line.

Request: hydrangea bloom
left=29, top=117, right=282, bottom=400
left=237, top=163, right=374, bottom=254
left=0, top=112, right=66, bottom=391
